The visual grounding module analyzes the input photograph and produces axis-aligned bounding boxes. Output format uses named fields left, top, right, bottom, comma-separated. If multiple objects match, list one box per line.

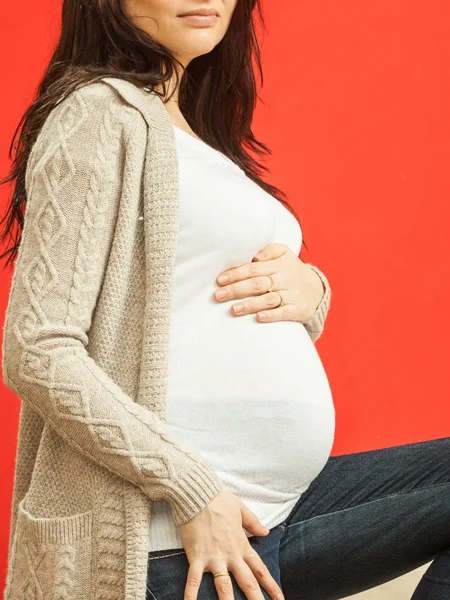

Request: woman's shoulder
left=26, top=78, right=153, bottom=182
left=42, top=78, right=149, bottom=143
left=78, top=76, right=173, bottom=135
left=34, top=76, right=173, bottom=158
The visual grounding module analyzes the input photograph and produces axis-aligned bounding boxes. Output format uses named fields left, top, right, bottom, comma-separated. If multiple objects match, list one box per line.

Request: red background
left=1, top=0, right=449, bottom=585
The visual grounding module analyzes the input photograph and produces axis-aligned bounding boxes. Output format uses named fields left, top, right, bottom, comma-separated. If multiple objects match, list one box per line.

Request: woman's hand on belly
left=214, top=243, right=325, bottom=324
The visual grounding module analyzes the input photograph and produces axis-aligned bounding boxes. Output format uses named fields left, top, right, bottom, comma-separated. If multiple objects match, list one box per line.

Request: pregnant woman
left=1, top=1, right=449, bottom=600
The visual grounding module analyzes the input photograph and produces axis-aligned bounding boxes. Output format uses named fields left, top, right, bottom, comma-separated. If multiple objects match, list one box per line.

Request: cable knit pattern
left=95, top=478, right=126, bottom=600
left=67, top=104, right=122, bottom=333
left=2, top=76, right=332, bottom=600
left=22, top=541, right=45, bottom=600
left=53, top=546, right=76, bottom=600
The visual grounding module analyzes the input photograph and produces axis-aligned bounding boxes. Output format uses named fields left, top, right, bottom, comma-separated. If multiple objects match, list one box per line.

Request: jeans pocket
left=147, top=548, right=190, bottom=600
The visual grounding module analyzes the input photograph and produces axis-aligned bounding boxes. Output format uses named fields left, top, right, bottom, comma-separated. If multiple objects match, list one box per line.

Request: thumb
left=240, top=503, right=270, bottom=536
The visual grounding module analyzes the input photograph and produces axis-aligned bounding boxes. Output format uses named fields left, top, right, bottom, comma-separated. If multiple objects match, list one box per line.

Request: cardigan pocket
left=7, top=495, right=93, bottom=600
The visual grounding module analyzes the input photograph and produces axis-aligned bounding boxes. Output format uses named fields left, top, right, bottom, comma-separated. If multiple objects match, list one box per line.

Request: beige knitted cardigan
left=1, top=76, right=331, bottom=600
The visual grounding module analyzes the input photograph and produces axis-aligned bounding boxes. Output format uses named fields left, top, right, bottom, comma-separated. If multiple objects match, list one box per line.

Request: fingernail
left=276, top=594, right=285, bottom=600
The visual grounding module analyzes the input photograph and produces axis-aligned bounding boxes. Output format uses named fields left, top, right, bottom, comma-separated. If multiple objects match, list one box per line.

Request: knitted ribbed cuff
left=301, top=264, right=332, bottom=342
left=163, top=462, right=225, bottom=526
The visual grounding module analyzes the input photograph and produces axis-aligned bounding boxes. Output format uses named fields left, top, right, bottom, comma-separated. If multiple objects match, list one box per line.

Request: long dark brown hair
left=0, top=0, right=308, bottom=270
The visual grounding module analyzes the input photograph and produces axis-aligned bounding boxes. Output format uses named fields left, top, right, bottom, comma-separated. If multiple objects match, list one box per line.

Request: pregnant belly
left=168, top=390, right=335, bottom=497
left=167, top=313, right=335, bottom=496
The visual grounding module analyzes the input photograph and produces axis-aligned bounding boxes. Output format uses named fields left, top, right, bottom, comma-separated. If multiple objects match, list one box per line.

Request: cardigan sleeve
left=1, top=86, right=223, bottom=527
left=300, top=264, right=332, bottom=343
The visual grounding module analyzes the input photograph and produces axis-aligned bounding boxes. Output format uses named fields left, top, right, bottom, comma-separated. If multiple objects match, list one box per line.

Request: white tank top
left=148, top=125, right=335, bottom=551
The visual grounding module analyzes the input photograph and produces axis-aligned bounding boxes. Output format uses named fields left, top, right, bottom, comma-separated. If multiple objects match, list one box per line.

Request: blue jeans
left=146, top=436, right=450, bottom=599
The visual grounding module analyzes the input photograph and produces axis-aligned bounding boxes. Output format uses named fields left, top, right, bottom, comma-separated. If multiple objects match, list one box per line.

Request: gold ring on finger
left=277, top=291, right=284, bottom=307
left=266, top=275, right=275, bottom=293
left=213, top=571, right=230, bottom=578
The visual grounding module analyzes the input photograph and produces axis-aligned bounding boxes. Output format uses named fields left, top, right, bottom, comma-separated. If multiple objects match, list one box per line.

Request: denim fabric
left=146, top=436, right=450, bottom=599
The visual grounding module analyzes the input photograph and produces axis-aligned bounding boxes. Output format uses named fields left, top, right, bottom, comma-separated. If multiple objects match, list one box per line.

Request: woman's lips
left=178, top=14, right=219, bottom=26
